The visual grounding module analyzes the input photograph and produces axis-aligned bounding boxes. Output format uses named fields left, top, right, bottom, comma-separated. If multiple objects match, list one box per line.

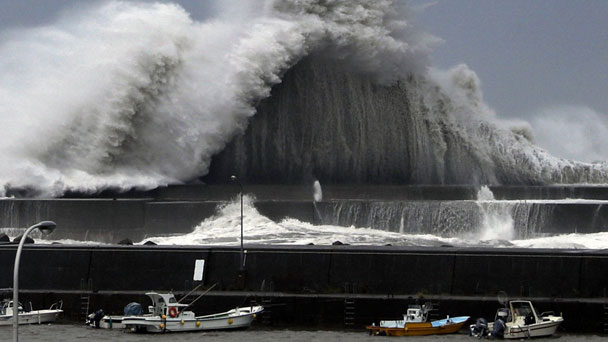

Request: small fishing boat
left=0, top=299, right=63, bottom=326
left=366, top=304, right=469, bottom=336
left=87, top=290, right=263, bottom=333
left=470, top=300, right=563, bottom=339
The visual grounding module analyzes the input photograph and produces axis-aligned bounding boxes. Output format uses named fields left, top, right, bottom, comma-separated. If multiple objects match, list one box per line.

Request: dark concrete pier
left=2, top=244, right=608, bottom=332
left=2, top=184, right=608, bottom=332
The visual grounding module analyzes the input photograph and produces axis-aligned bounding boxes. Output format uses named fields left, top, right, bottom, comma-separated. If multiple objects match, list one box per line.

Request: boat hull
left=0, top=309, right=63, bottom=326
left=91, top=316, right=125, bottom=329
left=503, top=319, right=563, bottom=339
left=481, top=316, right=564, bottom=339
left=121, top=306, right=263, bottom=333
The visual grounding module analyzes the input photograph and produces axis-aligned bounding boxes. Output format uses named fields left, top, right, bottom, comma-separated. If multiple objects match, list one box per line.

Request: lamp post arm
left=13, top=225, right=38, bottom=342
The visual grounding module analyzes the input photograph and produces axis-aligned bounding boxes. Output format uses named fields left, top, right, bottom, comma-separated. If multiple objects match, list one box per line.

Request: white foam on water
left=133, top=196, right=608, bottom=249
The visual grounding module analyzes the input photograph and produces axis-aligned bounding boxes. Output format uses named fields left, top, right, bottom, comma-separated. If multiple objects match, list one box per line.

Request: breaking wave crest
left=0, top=0, right=606, bottom=197
left=0, top=0, right=433, bottom=196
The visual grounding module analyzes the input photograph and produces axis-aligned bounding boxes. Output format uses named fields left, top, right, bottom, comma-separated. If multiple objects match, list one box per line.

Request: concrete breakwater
left=1, top=185, right=608, bottom=243
left=1, top=244, right=608, bottom=332
left=1, top=199, right=607, bottom=242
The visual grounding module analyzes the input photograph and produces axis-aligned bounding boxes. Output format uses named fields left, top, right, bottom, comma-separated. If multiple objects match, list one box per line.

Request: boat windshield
left=511, top=302, right=533, bottom=317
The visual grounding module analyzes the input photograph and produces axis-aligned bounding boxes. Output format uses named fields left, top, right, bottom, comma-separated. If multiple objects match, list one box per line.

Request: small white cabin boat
left=470, top=300, right=563, bottom=339
left=0, top=299, right=63, bottom=326
left=88, top=292, right=263, bottom=333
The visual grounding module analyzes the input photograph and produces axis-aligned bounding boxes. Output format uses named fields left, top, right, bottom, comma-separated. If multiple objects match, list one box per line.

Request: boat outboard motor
left=491, top=308, right=508, bottom=339
left=88, top=309, right=105, bottom=328
left=491, top=318, right=505, bottom=338
left=471, top=317, right=488, bottom=338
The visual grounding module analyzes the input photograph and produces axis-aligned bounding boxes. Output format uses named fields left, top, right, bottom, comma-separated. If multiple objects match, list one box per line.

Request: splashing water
left=1, top=0, right=606, bottom=197
left=474, top=185, right=516, bottom=241
left=313, top=180, right=323, bottom=202
left=124, top=195, right=607, bottom=249
left=476, top=185, right=495, bottom=201
left=142, top=194, right=469, bottom=247
left=0, top=0, right=433, bottom=196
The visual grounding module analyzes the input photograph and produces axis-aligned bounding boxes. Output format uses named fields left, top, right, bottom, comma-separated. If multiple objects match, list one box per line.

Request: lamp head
left=35, top=221, right=56, bottom=235
left=230, top=175, right=237, bottom=181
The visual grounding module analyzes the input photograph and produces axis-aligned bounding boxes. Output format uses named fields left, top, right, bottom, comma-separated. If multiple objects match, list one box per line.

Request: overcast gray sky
left=411, top=0, right=608, bottom=119
left=1, top=0, right=606, bottom=162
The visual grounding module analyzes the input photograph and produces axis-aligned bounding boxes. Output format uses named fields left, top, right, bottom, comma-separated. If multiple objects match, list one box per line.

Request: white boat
left=88, top=292, right=263, bottom=333
left=470, top=300, right=563, bottom=339
left=0, top=299, right=63, bottom=326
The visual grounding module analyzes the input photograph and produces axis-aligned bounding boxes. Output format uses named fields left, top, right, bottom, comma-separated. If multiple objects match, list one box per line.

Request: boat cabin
left=145, top=292, right=188, bottom=317
left=494, top=301, right=541, bottom=326
left=403, top=305, right=428, bottom=323
left=508, top=301, right=538, bottom=325
left=1, top=300, right=23, bottom=316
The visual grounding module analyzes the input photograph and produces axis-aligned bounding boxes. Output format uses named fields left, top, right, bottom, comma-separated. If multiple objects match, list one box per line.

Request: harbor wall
left=1, top=244, right=608, bottom=332
left=1, top=197, right=607, bottom=242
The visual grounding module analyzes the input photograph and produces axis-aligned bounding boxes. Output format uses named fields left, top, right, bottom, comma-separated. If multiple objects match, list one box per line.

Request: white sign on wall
left=193, top=259, right=205, bottom=281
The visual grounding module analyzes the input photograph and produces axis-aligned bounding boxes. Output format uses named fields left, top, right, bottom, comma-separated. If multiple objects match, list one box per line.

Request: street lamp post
left=230, top=175, right=244, bottom=271
left=13, top=221, right=56, bottom=342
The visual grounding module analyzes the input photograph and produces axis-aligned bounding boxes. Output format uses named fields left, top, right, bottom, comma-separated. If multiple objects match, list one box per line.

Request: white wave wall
left=0, top=0, right=436, bottom=196
left=428, top=65, right=608, bottom=184
left=0, top=0, right=606, bottom=197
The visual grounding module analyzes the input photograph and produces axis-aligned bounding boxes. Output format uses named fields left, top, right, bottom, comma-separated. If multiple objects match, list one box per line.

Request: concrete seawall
left=2, top=198, right=607, bottom=243
left=2, top=244, right=608, bottom=332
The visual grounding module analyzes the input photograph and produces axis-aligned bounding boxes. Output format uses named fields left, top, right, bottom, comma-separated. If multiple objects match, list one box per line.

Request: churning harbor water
left=6, top=324, right=604, bottom=342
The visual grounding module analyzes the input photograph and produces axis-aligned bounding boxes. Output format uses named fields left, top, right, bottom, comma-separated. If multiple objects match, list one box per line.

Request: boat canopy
left=145, top=292, right=188, bottom=308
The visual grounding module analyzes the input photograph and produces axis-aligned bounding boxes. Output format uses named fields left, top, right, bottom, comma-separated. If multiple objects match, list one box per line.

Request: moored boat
left=0, top=299, right=63, bottom=326
left=366, top=304, right=469, bottom=336
left=470, top=300, right=563, bottom=339
left=87, top=292, right=263, bottom=333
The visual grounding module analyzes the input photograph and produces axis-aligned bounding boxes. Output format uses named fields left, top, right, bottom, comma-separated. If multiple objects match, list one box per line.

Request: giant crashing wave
left=204, top=57, right=608, bottom=185
left=0, top=0, right=606, bottom=197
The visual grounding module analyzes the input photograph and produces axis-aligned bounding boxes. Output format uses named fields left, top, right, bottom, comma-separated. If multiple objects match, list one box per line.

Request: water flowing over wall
left=2, top=194, right=606, bottom=243
left=314, top=200, right=608, bottom=239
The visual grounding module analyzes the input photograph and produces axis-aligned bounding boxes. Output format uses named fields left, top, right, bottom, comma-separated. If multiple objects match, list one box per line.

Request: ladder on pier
left=343, top=282, right=357, bottom=327
left=261, top=298, right=273, bottom=325
left=603, top=288, right=608, bottom=333
left=79, top=278, right=93, bottom=321
left=427, top=301, right=440, bottom=321
left=344, top=298, right=356, bottom=327
left=80, top=294, right=90, bottom=320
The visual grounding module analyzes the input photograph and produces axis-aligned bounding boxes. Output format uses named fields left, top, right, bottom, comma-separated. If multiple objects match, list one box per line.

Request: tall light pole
left=230, top=175, right=244, bottom=270
left=13, top=221, right=56, bottom=342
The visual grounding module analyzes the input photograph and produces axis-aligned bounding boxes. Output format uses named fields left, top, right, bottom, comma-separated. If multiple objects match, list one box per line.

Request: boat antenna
left=177, top=282, right=207, bottom=304
left=179, top=283, right=218, bottom=313
left=497, top=291, right=509, bottom=307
